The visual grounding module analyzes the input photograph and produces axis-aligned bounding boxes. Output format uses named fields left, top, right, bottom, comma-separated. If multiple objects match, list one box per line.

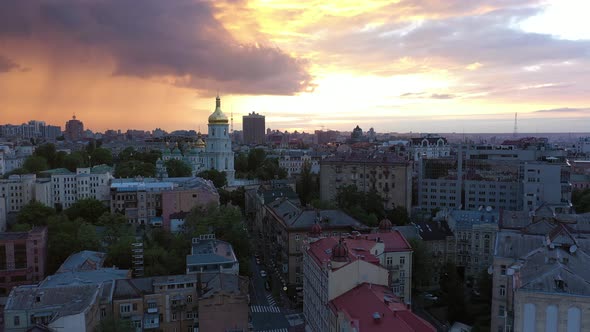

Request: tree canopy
left=165, top=159, right=192, bottom=177
left=573, top=188, right=590, bottom=213
left=198, top=169, right=227, bottom=188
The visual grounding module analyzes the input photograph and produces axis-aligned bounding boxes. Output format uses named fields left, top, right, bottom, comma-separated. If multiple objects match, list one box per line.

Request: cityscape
left=1, top=1, right=590, bottom=332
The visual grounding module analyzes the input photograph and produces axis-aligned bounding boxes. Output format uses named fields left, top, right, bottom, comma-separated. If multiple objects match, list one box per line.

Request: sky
left=0, top=0, right=589, bottom=133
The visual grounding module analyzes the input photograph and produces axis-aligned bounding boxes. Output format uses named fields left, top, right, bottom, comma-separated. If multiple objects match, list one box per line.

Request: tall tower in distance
left=242, top=112, right=266, bottom=145
left=65, top=114, right=84, bottom=141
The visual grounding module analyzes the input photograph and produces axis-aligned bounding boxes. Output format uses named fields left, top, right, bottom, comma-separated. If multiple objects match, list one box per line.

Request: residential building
left=64, top=115, right=84, bottom=141
left=445, top=209, right=499, bottom=277
left=4, top=284, right=105, bottom=332
left=110, top=177, right=218, bottom=227
left=320, top=151, right=413, bottom=213
left=279, top=150, right=328, bottom=177
left=413, top=220, right=455, bottom=289
left=410, top=134, right=450, bottom=160
left=186, top=234, right=239, bottom=275
left=197, top=272, right=250, bottom=332
left=576, top=136, right=590, bottom=155
left=47, top=166, right=113, bottom=209
left=262, top=198, right=368, bottom=300
left=245, top=181, right=299, bottom=237
left=0, top=199, right=5, bottom=233
left=491, top=217, right=590, bottom=332
left=303, top=236, right=389, bottom=332
left=0, top=174, right=36, bottom=213
left=417, top=142, right=570, bottom=212
left=242, top=112, right=265, bottom=145
left=330, top=283, right=435, bottom=332
left=0, top=227, right=48, bottom=297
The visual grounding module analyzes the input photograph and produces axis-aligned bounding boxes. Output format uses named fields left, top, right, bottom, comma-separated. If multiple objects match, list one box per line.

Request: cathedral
left=156, top=95, right=235, bottom=184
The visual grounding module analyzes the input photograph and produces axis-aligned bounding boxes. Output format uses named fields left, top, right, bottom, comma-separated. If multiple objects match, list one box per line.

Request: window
left=295, top=234, right=300, bottom=241
left=186, top=311, right=194, bottom=319
left=499, top=305, right=505, bottom=317
left=501, top=265, right=507, bottom=275
left=386, top=257, right=393, bottom=266
left=400, top=256, right=406, bottom=265
left=132, top=303, right=138, bottom=311
left=172, top=312, right=177, bottom=321
left=132, top=320, right=141, bottom=328
left=500, top=285, right=506, bottom=296
left=120, top=304, right=131, bottom=313
left=186, top=295, right=192, bottom=303
left=14, top=316, right=20, bottom=326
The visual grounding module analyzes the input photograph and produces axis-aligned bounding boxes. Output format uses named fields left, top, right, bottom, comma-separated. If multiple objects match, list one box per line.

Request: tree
left=63, top=152, right=87, bottom=171
left=33, top=143, right=57, bottom=168
left=17, top=201, right=56, bottom=226
left=408, top=238, right=433, bottom=289
left=387, top=206, right=410, bottom=225
left=219, top=187, right=245, bottom=210
left=91, top=147, right=113, bottom=166
left=297, top=161, right=318, bottom=206
left=95, top=314, right=133, bottom=332
left=165, top=159, right=192, bottom=177
left=247, top=149, right=266, bottom=172
left=23, top=155, right=49, bottom=173
left=573, top=188, right=590, bottom=213
left=185, top=205, right=251, bottom=275
left=115, top=160, right=156, bottom=178
left=198, top=169, right=227, bottom=188
left=65, top=198, right=109, bottom=224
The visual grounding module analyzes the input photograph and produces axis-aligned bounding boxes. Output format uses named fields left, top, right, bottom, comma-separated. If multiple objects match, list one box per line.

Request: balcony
left=143, top=313, right=160, bottom=329
left=386, top=264, right=400, bottom=271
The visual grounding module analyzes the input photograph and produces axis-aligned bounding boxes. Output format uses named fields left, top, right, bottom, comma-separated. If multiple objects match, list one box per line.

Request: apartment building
left=303, top=236, right=390, bottom=332
left=0, top=175, right=37, bottom=214
left=0, top=227, right=47, bottom=297
left=320, top=151, right=412, bottom=213
left=413, top=220, right=455, bottom=289
left=410, top=134, right=450, bottom=160
left=110, top=177, right=218, bottom=227
left=262, top=198, right=368, bottom=299
left=46, top=166, right=113, bottom=209
left=417, top=142, right=570, bottom=212
left=278, top=150, right=326, bottom=176
left=330, top=283, right=435, bottom=332
left=445, top=209, right=499, bottom=277
left=491, top=217, right=590, bottom=332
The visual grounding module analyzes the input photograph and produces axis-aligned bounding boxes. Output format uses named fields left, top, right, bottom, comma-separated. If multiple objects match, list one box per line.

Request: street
left=249, top=256, right=303, bottom=332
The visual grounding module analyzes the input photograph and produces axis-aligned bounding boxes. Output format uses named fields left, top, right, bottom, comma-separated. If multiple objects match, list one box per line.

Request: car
left=260, top=270, right=267, bottom=278
left=256, top=258, right=261, bottom=265
left=423, top=293, right=438, bottom=301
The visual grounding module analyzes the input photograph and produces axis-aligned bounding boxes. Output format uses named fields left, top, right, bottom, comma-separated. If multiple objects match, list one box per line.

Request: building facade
left=64, top=115, right=84, bottom=141
left=242, top=112, right=265, bottom=145
left=320, top=152, right=413, bottom=213
left=0, top=227, right=48, bottom=297
left=186, top=234, right=239, bottom=275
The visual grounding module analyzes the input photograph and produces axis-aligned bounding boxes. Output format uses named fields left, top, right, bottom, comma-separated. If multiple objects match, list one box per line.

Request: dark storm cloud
left=0, top=0, right=312, bottom=95
left=0, top=55, right=20, bottom=72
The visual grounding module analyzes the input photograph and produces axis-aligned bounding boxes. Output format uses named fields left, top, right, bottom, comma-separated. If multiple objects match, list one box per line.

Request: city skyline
left=1, top=0, right=589, bottom=133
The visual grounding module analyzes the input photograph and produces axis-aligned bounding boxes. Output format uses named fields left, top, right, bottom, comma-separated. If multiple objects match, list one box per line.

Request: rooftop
left=364, top=231, right=413, bottom=252
left=413, top=221, right=453, bottom=241
left=56, top=250, right=106, bottom=273
left=307, top=236, right=381, bottom=270
left=329, top=283, right=435, bottom=332
left=186, top=237, right=238, bottom=266
left=40, top=268, right=130, bottom=288
left=0, top=226, right=46, bottom=241
left=322, top=151, right=409, bottom=165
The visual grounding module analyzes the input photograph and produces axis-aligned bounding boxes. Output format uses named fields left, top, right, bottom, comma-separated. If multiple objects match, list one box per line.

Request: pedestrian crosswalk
left=251, top=305, right=281, bottom=313
left=256, top=329, right=288, bottom=332
left=266, top=294, right=277, bottom=307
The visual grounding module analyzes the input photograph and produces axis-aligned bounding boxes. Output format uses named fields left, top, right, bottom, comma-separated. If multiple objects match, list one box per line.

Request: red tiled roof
left=364, top=230, right=413, bottom=252
left=307, top=237, right=381, bottom=270
left=330, top=283, right=435, bottom=332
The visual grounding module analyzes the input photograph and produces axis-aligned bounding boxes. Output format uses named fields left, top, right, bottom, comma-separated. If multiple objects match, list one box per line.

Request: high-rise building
left=242, top=111, right=265, bottom=145
left=64, top=115, right=84, bottom=141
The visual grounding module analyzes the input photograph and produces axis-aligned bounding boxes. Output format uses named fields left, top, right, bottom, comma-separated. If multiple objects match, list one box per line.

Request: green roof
left=40, top=168, right=73, bottom=175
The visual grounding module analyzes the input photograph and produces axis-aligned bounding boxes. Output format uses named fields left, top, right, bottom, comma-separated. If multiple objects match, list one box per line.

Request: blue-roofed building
left=186, top=234, right=239, bottom=275
left=55, top=250, right=106, bottom=273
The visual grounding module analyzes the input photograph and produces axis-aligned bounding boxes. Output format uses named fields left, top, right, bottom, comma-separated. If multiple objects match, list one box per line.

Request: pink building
left=0, top=227, right=47, bottom=296
left=161, top=188, right=219, bottom=231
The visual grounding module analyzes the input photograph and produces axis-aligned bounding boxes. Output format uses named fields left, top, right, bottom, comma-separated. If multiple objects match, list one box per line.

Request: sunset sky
left=0, top=0, right=589, bottom=133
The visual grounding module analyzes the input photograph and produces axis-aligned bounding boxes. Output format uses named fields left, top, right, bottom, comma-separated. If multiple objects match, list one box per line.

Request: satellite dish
left=549, top=243, right=555, bottom=249
left=570, top=245, right=578, bottom=253
left=486, top=206, right=492, bottom=212
left=507, top=268, right=515, bottom=276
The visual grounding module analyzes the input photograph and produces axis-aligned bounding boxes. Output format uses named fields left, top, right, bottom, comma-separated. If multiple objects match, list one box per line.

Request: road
left=249, top=256, right=296, bottom=332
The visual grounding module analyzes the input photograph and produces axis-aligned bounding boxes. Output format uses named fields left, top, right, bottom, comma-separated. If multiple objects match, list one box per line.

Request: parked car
left=422, top=293, right=438, bottom=301
left=256, top=258, right=261, bottom=265
left=260, top=270, right=267, bottom=278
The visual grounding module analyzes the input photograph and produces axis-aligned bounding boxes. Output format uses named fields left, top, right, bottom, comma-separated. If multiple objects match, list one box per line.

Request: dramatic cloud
left=0, top=0, right=312, bottom=95
left=535, top=107, right=590, bottom=114
left=0, top=55, right=19, bottom=72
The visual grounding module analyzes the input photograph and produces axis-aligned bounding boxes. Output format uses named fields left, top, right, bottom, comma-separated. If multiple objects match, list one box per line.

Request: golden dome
left=208, top=95, right=228, bottom=124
